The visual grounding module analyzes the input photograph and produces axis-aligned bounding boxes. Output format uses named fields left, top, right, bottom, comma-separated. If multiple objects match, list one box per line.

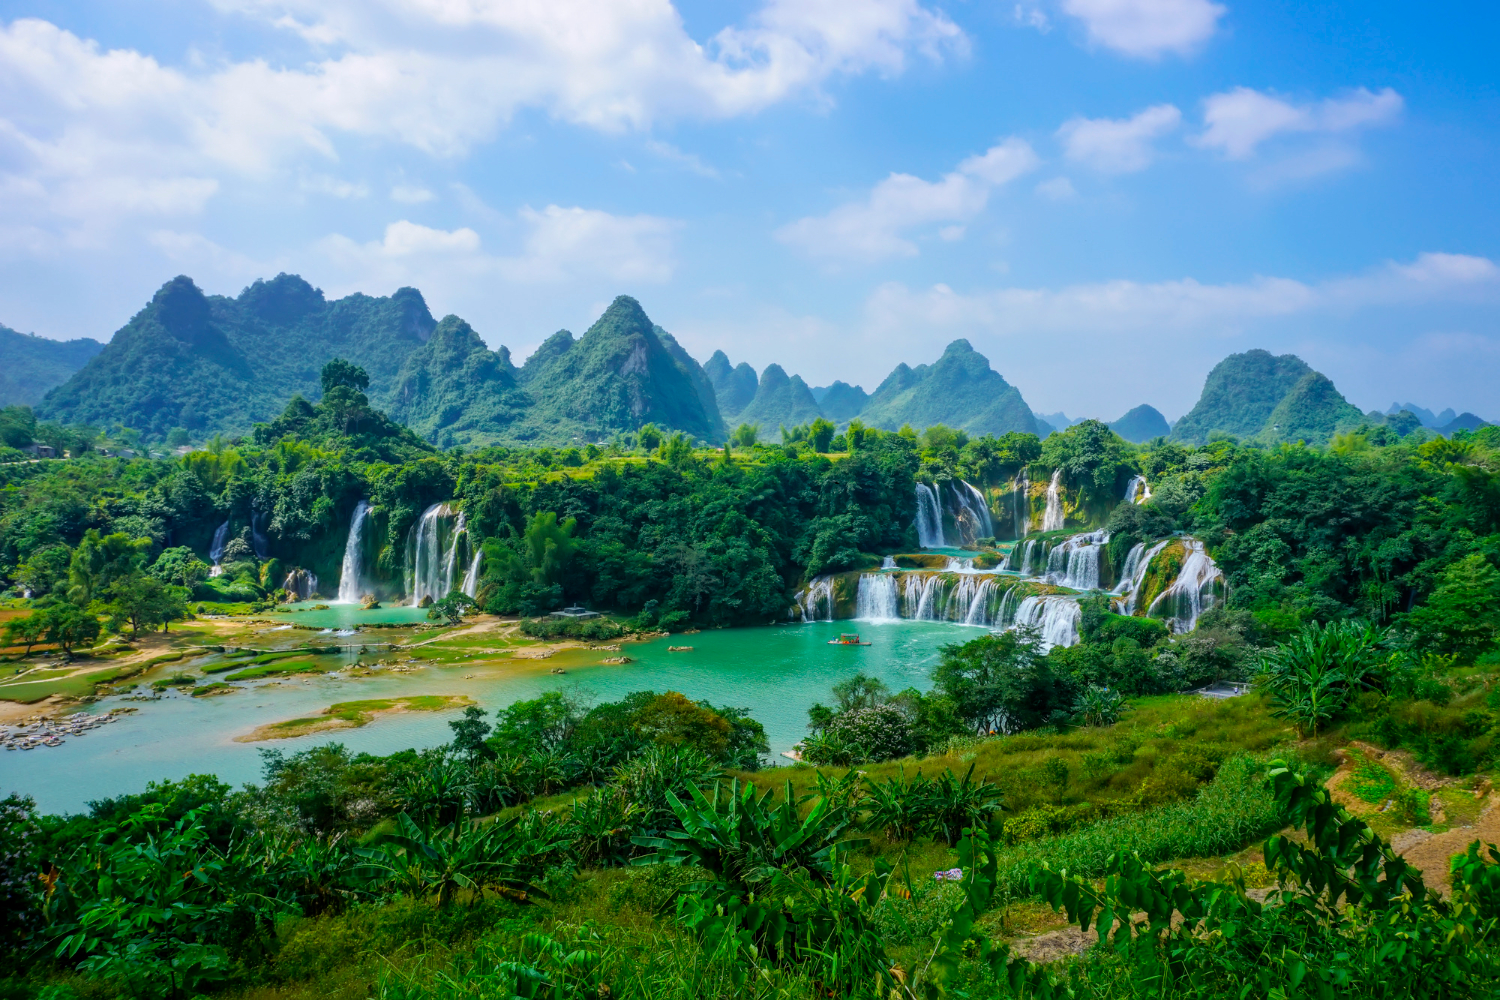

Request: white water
left=954, top=481, right=994, bottom=543
left=1112, top=539, right=1171, bottom=614
left=799, top=576, right=836, bottom=621
left=854, top=573, right=899, bottom=622
left=914, top=484, right=944, bottom=548
left=336, top=501, right=371, bottom=603
left=407, top=503, right=474, bottom=606
left=1012, top=470, right=1030, bottom=539
left=207, top=521, right=229, bottom=578
left=881, top=556, right=896, bottom=570
left=282, top=568, right=318, bottom=601
left=1042, top=470, right=1065, bottom=532
left=1124, top=475, right=1151, bottom=505
left=1146, top=538, right=1224, bottom=632
left=1010, top=595, right=1081, bottom=650
left=461, top=550, right=484, bottom=599
left=251, top=510, right=271, bottom=560
left=1043, top=530, right=1110, bottom=590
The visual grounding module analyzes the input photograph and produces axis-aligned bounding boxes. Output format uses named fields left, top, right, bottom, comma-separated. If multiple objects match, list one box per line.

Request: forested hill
left=0, top=324, right=103, bottom=406
left=1170, top=349, right=1364, bottom=445
left=37, top=274, right=435, bottom=438
left=859, top=339, right=1039, bottom=437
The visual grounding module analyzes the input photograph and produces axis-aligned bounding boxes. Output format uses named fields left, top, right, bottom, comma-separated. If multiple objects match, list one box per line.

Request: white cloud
left=1195, top=86, right=1403, bottom=159
left=1060, top=0, right=1225, bottom=58
left=390, top=184, right=435, bottom=204
left=300, top=174, right=369, bottom=199
left=1035, top=176, right=1077, bottom=200
left=644, top=140, right=719, bottom=178
left=1057, top=103, right=1180, bottom=172
left=775, top=138, right=1039, bottom=263
left=499, top=205, right=679, bottom=283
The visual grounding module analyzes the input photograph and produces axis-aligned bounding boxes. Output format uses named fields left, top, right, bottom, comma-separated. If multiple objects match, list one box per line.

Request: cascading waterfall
left=1043, top=530, right=1109, bottom=589
left=881, top=556, right=896, bottom=570
left=1147, top=538, right=1224, bottom=632
left=1009, top=595, right=1081, bottom=650
left=950, top=481, right=994, bottom=544
left=442, top=512, right=468, bottom=598
left=1113, top=539, right=1170, bottom=614
left=1124, top=475, right=1151, bottom=505
left=337, top=501, right=371, bottom=603
left=1018, top=539, right=1044, bottom=576
left=407, top=503, right=468, bottom=606
left=461, top=550, right=484, bottom=599
left=854, top=574, right=899, bottom=622
left=207, top=521, right=229, bottom=578
left=1012, top=470, right=1030, bottom=539
left=251, top=509, right=271, bottom=560
left=282, top=568, right=318, bottom=601
left=903, top=573, right=943, bottom=621
left=799, top=576, right=836, bottom=621
left=1042, top=470, right=1065, bottom=532
left=914, top=484, right=944, bottom=548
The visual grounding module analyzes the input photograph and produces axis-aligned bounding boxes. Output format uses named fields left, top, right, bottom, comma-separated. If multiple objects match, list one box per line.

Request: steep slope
left=735, top=364, right=823, bottom=435
left=1170, top=350, right=1314, bottom=444
left=38, top=273, right=433, bottom=437
left=817, top=381, right=869, bottom=422
left=0, top=326, right=104, bottom=407
left=1108, top=404, right=1171, bottom=443
left=656, top=329, right=727, bottom=443
left=1255, top=371, right=1364, bottom=445
left=1440, top=413, right=1491, bottom=434
left=387, top=316, right=530, bottom=446
left=859, top=340, right=1038, bottom=437
left=704, top=350, right=759, bottom=418
left=516, top=296, right=723, bottom=443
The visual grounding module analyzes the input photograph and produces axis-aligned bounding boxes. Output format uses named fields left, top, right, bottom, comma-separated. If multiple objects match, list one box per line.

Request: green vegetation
left=734, top=363, right=823, bottom=438
left=860, top=339, right=1039, bottom=437
left=1170, top=348, right=1370, bottom=446
left=0, top=324, right=102, bottom=408
left=1105, top=404, right=1169, bottom=443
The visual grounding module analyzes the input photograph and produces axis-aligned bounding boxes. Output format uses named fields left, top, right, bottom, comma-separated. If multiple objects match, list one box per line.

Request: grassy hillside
left=386, top=316, right=531, bottom=447
left=0, top=324, right=103, bottom=406
left=1255, top=370, right=1365, bottom=445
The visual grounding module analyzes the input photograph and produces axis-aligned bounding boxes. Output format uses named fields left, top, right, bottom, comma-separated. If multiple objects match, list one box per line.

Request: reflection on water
left=2, top=620, right=967, bottom=813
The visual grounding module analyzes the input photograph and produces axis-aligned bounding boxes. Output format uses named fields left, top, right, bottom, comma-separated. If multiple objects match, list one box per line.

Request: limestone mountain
left=386, top=316, right=530, bottom=447
left=704, top=350, right=759, bottom=418
left=734, top=364, right=823, bottom=436
left=859, top=339, right=1038, bottom=437
left=656, top=329, right=727, bottom=443
left=515, top=296, right=725, bottom=443
left=38, top=274, right=434, bottom=437
left=814, top=381, right=869, bottom=422
left=1108, top=404, right=1171, bottom=443
left=1172, top=349, right=1364, bottom=445
left=0, top=325, right=103, bottom=407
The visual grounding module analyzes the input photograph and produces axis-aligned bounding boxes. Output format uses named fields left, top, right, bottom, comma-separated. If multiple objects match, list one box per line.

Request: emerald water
left=262, top=601, right=435, bottom=628
left=2, top=620, right=967, bottom=814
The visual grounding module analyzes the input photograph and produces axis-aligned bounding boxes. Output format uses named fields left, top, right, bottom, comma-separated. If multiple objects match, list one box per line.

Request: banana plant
left=358, top=812, right=566, bottom=906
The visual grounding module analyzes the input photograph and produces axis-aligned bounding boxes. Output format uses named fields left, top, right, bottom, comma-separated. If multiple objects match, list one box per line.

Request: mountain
left=1170, top=350, right=1316, bottom=444
left=1108, top=404, right=1171, bottom=443
left=817, top=381, right=869, bottom=422
left=386, top=316, right=530, bottom=447
left=1255, top=371, right=1364, bottom=444
left=1440, top=412, right=1491, bottom=434
left=859, top=339, right=1038, bottom=437
left=0, top=325, right=104, bottom=407
left=656, top=329, right=727, bottom=443
left=1387, top=402, right=1462, bottom=430
left=734, top=364, right=823, bottom=436
left=704, top=351, right=759, bottom=417
left=515, top=296, right=724, bottom=443
left=1037, top=411, right=1082, bottom=431
left=38, top=274, right=434, bottom=437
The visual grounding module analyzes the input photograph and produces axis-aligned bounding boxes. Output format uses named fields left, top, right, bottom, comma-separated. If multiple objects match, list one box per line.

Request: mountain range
left=14, top=274, right=1492, bottom=447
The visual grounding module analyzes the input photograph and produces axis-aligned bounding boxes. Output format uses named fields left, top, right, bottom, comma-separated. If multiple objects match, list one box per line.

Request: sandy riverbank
left=234, top=694, right=476, bottom=742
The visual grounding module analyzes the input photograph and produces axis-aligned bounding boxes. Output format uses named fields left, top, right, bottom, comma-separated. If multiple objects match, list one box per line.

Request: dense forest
left=3, top=357, right=1500, bottom=999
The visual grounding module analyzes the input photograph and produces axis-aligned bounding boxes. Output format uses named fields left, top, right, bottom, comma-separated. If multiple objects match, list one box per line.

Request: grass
left=223, top=659, right=329, bottom=681
left=1348, top=752, right=1400, bottom=804
left=248, top=695, right=474, bottom=740
left=191, top=682, right=237, bottom=697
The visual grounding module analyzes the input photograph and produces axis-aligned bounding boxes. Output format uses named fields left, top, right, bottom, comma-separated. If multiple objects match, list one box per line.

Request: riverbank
left=235, top=694, right=476, bottom=742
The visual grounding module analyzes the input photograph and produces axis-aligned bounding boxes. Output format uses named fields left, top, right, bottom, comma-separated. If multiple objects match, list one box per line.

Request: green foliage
left=357, top=811, right=565, bottom=908
left=860, top=339, right=1040, bottom=438
left=934, top=628, right=1073, bottom=734
left=1403, top=552, right=1500, bottom=657
left=1260, top=619, right=1388, bottom=736
left=734, top=365, right=821, bottom=438
left=0, top=327, right=102, bottom=408
left=1039, top=419, right=1135, bottom=504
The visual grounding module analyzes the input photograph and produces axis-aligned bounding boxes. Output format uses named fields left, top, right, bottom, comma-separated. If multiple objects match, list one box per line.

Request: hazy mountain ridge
left=0, top=325, right=104, bottom=407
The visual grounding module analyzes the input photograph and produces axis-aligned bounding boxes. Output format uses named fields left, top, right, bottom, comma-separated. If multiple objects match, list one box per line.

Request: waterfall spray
left=914, top=485, right=944, bottom=548
left=207, top=521, right=229, bottom=578
left=337, top=501, right=371, bottom=603
left=1042, top=470, right=1065, bottom=532
left=855, top=574, right=899, bottom=622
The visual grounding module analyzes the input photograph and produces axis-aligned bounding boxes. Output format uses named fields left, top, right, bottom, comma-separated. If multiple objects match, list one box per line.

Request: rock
left=602, top=656, right=632, bottom=664
left=667, top=646, right=693, bottom=652
left=360, top=594, right=382, bottom=609
left=418, top=595, right=433, bottom=608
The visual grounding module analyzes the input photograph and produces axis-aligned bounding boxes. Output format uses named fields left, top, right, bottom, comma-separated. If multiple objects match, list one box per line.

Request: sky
left=1, top=0, right=1497, bottom=422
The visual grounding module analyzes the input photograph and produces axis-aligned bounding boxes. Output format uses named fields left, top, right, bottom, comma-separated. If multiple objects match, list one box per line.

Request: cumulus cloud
left=1194, top=86, right=1403, bottom=159
left=775, top=138, right=1039, bottom=263
left=1060, top=0, right=1225, bottom=58
left=1057, top=103, right=1181, bottom=172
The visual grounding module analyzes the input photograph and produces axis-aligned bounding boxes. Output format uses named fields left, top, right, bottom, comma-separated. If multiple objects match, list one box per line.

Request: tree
left=427, top=591, right=477, bottom=625
left=106, top=574, right=189, bottom=635
left=637, top=423, right=664, bottom=452
left=320, top=358, right=370, bottom=395
left=1403, top=554, right=1500, bottom=658
left=3, top=613, right=47, bottom=656
left=14, top=544, right=71, bottom=597
left=630, top=691, right=733, bottom=759
left=448, top=706, right=495, bottom=761
left=68, top=530, right=152, bottom=606
left=150, top=546, right=210, bottom=589
left=657, top=431, right=694, bottom=467
left=731, top=423, right=759, bottom=449
left=809, top=417, right=836, bottom=453
left=933, top=628, right=1072, bottom=733
left=830, top=672, right=890, bottom=712
left=0, top=406, right=36, bottom=450
left=41, top=604, right=101, bottom=659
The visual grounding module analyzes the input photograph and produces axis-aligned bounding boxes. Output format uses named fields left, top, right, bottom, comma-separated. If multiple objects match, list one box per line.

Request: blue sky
left=1, top=0, right=1497, bottom=421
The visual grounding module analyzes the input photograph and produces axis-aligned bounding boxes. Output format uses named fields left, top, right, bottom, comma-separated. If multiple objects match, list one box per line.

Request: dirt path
left=1393, top=797, right=1500, bottom=892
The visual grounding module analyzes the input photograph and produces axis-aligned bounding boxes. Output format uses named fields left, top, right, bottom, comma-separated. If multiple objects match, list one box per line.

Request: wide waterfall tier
left=1011, top=595, right=1082, bottom=651
left=1041, top=530, right=1109, bottom=590
left=406, top=503, right=482, bottom=606
left=912, top=480, right=998, bottom=548
left=337, top=501, right=372, bottom=603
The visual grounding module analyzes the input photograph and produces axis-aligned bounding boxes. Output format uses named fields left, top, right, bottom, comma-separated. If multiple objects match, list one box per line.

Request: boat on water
left=827, top=633, right=872, bottom=646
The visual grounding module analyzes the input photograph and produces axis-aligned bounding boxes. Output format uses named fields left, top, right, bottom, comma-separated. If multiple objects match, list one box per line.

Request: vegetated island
left=235, top=694, right=474, bottom=742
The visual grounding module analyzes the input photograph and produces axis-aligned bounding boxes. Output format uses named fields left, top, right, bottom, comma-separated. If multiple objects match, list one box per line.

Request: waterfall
left=798, top=576, right=836, bottom=621
left=903, top=573, right=944, bottom=620
left=442, top=511, right=468, bottom=598
left=1043, top=530, right=1110, bottom=590
left=283, top=568, right=318, bottom=601
left=951, top=576, right=995, bottom=626
left=995, top=586, right=1019, bottom=629
left=207, top=521, right=229, bottom=578
left=1124, top=475, right=1151, bottom=505
left=914, top=484, right=944, bottom=548
left=1009, top=595, right=1081, bottom=650
left=945, top=556, right=975, bottom=573
left=1113, top=539, right=1170, bottom=614
left=408, top=503, right=459, bottom=606
left=855, top=574, right=899, bottom=622
left=337, top=501, right=371, bottom=603
left=881, top=556, right=896, bottom=570
left=959, top=481, right=994, bottom=539
left=1017, top=538, right=1045, bottom=576
left=461, top=550, right=484, bottom=599
left=1042, top=470, right=1065, bottom=532
left=1012, top=470, right=1030, bottom=539
left=1147, top=538, right=1223, bottom=632
left=251, top=509, right=270, bottom=559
